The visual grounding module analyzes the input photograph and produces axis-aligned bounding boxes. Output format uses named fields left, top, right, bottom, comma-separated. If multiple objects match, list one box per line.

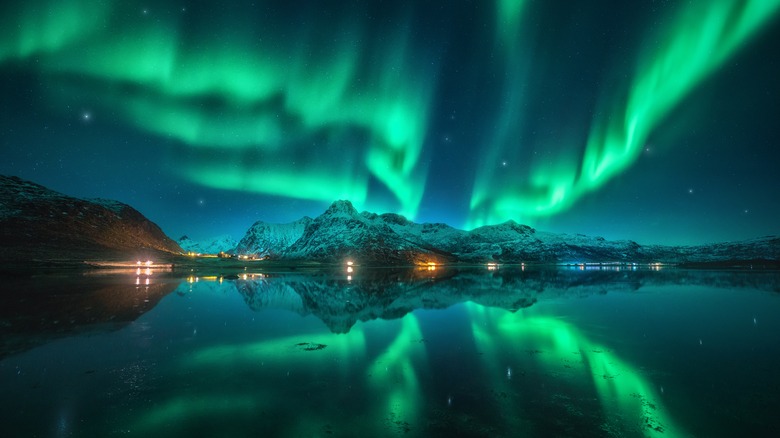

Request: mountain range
left=235, top=199, right=779, bottom=266
left=2, top=175, right=778, bottom=266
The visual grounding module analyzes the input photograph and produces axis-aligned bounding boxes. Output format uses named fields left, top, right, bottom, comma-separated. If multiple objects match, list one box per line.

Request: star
left=82, top=112, right=92, bottom=122
left=501, top=160, right=508, bottom=167
left=688, top=188, right=694, bottom=194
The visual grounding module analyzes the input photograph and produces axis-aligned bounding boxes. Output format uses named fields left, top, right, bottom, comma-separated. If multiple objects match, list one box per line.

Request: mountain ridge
left=2, top=175, right=777, bottom=266
left=236, top=199, right=779, bottom=265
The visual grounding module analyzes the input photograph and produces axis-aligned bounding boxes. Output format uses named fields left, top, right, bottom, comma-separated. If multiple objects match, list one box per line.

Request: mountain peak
left=324, top=200, right=358, bottom=217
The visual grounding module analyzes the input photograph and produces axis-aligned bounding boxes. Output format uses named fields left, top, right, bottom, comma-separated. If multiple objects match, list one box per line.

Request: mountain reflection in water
left=0, top=271, right=178, bottom=358
left=1, top=267, right=779, bottom=437
left=230, top=266, right=779, bottom=333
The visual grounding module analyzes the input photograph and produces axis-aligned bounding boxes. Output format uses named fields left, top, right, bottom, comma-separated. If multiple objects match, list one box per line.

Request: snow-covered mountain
left=236, top=201, right=450, bottom=264
left=234, top=199, right=779, bottom=265
left=235, top=217, right=312, bottom=257
left=178, top=235, right=237, bottom=254
left=284, top=200, right=451, bottom=265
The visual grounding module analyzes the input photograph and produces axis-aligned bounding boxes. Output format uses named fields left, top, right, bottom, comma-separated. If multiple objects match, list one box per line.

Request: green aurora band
left=468, top=0, right=780, bottom=228
left=1, top=0, right=777, bottom=225
left=468, top=0, right=531, bottom=228
left=0, top=0, right=437, bottom=217
left=148, top=280, right=429, bottom=436
left=466, top=302, right=684, bottom=436
left=367, top=314, right=428, bottom=427
left=130, top=279, right=680, bottom=435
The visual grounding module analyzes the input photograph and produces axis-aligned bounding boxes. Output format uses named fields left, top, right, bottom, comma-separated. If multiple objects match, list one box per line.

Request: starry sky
left=1, top=0, right=779, bottom=245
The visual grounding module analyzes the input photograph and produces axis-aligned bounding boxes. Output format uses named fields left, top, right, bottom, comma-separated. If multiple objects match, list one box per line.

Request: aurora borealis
left=1, top=0, right=779, bottom=244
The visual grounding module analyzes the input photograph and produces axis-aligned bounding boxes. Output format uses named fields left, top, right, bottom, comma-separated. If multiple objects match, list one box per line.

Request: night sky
left=1, top=0, right=779, bottom=245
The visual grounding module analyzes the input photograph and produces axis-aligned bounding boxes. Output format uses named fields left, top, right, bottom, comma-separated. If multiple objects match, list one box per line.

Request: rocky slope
left=235, top=217, right=312, bottom=257
left=0, top=175, right=182, bottom=261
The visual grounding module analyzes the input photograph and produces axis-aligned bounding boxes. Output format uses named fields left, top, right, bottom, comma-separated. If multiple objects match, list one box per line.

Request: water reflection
left=0, top=275, right=178, bottom=358
left=467, top=304, right=679, bottom=436
left=4, top=266, right=776, bottom=357
left=222, top=267, right=779, bottom=333
left=2, top=267, right=779, bottom=436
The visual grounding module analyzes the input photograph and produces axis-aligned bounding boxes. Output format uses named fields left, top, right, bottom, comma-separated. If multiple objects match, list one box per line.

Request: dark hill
left=0, top=175, right=182, bottom=263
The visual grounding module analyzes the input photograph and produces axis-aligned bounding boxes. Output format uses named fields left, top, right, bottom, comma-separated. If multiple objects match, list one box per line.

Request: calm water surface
left=1, top=267, right=779, bottom=437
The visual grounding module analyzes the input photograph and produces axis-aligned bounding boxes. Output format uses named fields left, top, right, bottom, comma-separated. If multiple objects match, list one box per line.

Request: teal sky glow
left=1, top=0, right=778, bottom=244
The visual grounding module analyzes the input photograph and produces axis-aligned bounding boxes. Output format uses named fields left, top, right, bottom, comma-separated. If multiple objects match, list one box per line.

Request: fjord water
left=1, top=268, right=779, bottom=437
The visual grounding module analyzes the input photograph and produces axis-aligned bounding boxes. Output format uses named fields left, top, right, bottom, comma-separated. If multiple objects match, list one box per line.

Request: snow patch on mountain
left=235, top=217, right=313, bottom=256
left=178, top=235, right=237, bottom=254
